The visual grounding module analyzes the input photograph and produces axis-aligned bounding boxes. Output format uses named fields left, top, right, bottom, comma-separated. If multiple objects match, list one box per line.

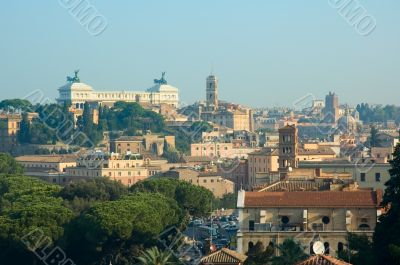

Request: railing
left=245, top=223, right=374, bottom=233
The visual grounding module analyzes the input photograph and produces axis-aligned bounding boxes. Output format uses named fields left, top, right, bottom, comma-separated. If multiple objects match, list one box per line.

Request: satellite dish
left=313, top=241, right=325, bottom=255
left=288, top=167, right=293, bottom=172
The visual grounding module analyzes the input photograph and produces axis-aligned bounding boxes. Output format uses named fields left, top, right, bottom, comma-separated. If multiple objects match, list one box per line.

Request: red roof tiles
left=296, top=255, right=352, bottom=265
left=244, top=190, right=381, bottom=208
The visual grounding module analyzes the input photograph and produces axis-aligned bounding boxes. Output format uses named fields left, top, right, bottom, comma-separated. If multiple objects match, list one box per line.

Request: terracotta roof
left=111, top=136, right=143, bottom=142
left=200, top=248, right=247, bottom=264
left=181, top=156, right=213, bottom=163
left=296, top=255, right=352, bottom=265
left=299, top=147, right=336, bottom=156
left=243, top=190, right=380, bottom=208
left=15, top=155, right=77, bottom=164
left=257, top=180, right=330, bottom=192
left=249, top=148, right=279, bottom=156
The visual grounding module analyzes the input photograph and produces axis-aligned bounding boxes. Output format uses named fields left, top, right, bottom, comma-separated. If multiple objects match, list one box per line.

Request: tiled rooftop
left=296, top=255, right=352, bottom=265
left=243, top=190, right=381, bottom=208
left=200, top=248, right=247, bottom=264
left=257, top=180, right=331, bottom=192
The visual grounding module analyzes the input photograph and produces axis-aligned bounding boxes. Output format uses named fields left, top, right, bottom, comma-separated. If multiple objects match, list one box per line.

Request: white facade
left=57, top=82, right=179, bottom=109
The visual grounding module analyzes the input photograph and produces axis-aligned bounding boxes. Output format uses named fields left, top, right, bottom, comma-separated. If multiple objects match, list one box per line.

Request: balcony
left=245, top=223, right=374, bottom=233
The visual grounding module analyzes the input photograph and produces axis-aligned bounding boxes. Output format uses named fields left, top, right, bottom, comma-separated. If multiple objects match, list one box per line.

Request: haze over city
left=1, top=1, right=400, bottom=106
left=1, top=2, right=400, bottom=265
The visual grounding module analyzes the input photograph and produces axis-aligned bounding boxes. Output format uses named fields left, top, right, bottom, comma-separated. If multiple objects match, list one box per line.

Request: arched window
left=338, top=242, right=344, bottom=252
left=359, top=223, right=370, bottom=231
left=324, top=242, right=330, bottom=254
left=248, top=242, right=254, bottom=251
left=268, top=241, right=274, bottom=248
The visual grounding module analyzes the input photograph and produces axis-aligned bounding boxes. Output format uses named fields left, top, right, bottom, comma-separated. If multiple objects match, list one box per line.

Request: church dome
left=58, top=82, right=94, bottom=92
left=338, top=109, right=357, bottom=133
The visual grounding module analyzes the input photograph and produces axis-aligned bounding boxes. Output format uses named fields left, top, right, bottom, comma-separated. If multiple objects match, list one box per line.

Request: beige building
left=247, top=125, right=337, bottom=188
left=191, top=142, right=258, bottom=159
left=200, top=75, right=254, bottom=132
left=236, top=188, right=382, bottom=256
left=164, top=168, right=235, bottom=198
left=247, top=148, right=279, bottom=188
left=0, top=114, right=21, bottom=153
left=299, top=160, right=391, bottom=192
left=15, top=154, right=78, bottom=185
left=370, top=147, right=393, bottom=163
left=109, top=134, right=175, bottom=156
left=298, top=144, right=337, bottom=161
left=16, top=154, right=77, bottom=172
left=65, top=154, right=148, bottom=186
left=0, top=113, right=38, bottom=153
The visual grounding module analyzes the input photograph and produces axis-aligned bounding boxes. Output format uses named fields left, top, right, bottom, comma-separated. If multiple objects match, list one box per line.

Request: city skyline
left=1, top=1, right=399, bottom=107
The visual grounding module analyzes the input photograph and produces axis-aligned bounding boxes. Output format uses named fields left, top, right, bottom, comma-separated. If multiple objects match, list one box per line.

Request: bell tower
left=278, top=124, right=299, bottom=179
left=206, top=75, right=218, bottom=111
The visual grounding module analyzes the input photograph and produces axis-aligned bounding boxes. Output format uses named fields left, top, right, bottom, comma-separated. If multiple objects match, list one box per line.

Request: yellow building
left=109, top=134, right=175, bottom=156
left=0, top=114, right=21, bottom=153
left=15, top=154, right=77, bottom=185
left=247, top=125, right=336, bottom=188
left=200, top=75, right=254, bottom=132
left=236, top=188, right=382, bottom=256
left=164, top=168, right=235, bottom=198
left=0, top=112, right=38, bottom=153
left=247, top=148, right=279, bottom=188
left=65, top=153, right=148, bottom=187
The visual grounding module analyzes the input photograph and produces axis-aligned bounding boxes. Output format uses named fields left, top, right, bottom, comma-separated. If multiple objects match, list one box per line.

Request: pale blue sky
left=1, top=1, right=399, bottom=107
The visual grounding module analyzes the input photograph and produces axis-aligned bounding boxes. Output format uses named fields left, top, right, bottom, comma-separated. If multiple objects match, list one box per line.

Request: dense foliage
left=136, top=247, right=174, bottom=265
left=13, top=100, right=201, bottom=152
left=0, top=153, right=24, bottom=174
left=0, top=99, right=33, bottom=111
left=130, top=178, right=213, bottom=217
left=0, top=174, right=74, bottom=265
left=338, top=233, right=375, bottom=265
left=373, top=143, right=400, bottom=265
left=271, top=238, right=308, bottom=265
left=356, top=103, right=400, bottom=123
left=213, top=192, right=237, bottom=209
left=0, top=171, right=215, bottom=265
left=64, top=192, right=183, bottom=265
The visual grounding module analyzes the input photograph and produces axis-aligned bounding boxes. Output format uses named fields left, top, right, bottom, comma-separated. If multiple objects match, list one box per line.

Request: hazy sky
left=1, top=1, right=399, bottom=107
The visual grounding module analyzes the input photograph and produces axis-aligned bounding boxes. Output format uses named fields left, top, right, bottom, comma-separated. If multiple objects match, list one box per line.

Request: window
left=375, top=172, right=381, bottom=182
left=322, top=216, right=330, bottom=224
left=203, top=179, right=207, bottom=183
left=360, top=173, right=366, bottom=182
left=249, top=220, right=255, bottom=231
left=248, top=242, right=254, bottom=250
left=324, top=242, right=330, bottom=254
left=312, top=223, right=323, bottom=231
left=338, top=242, right=344, bottom=252
left=359, top=223, right=370, bottom=231
left=281, top=216, right=289, bottom=224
